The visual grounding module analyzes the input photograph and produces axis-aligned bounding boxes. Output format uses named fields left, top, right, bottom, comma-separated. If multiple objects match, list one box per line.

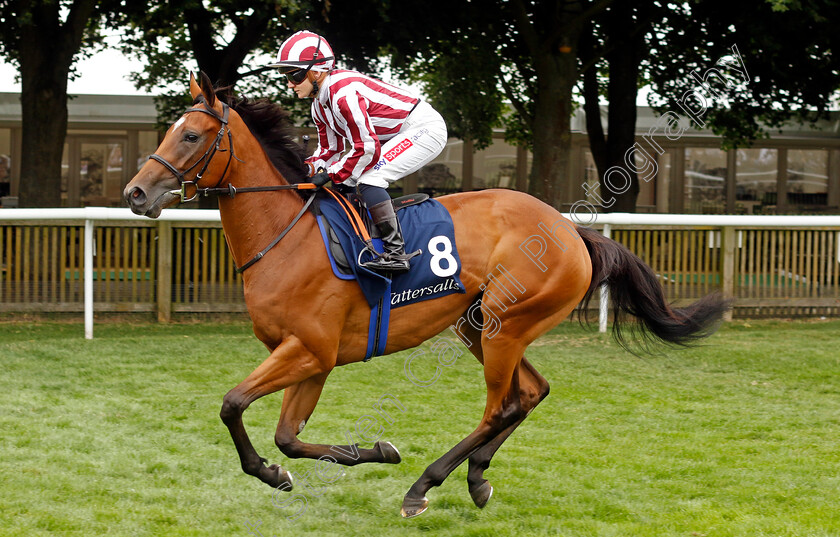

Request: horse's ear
left=188, top=71, right=217, bottom=107
left=198, top=71, right=216, bottom=107
left=189, top=72, right=202, bottom=100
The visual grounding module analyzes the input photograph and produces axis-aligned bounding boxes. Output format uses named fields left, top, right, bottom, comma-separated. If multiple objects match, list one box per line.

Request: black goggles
left=284, top=67, right=310, bottom=85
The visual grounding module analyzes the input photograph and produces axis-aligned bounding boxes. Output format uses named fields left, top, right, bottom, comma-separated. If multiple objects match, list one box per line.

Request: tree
left=561, top=0, right=840, bottom=213
left=110, top=0, right=318, bottom=126
left=579, top=2, right=659, bottom=212
left=324, top=0, right=840, bottom=213
left=109, top=0, right=322, bottom=208
left=0, top=0, right=101, bottom=207
left=322, top=0, right=614, bottom=209
left=647, top=0, right=840, bottom=146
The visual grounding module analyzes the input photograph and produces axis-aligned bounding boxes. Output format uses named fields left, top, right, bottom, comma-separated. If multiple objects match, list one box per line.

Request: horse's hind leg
left=401, top=340, right=526, bottom=518
left=466, top=357, right=549, bottom=508
left=455, top=321, right=550, bottom=508
left=401, top=258, right=587, bottom=517
left=273, top=374, right=401, bottom=466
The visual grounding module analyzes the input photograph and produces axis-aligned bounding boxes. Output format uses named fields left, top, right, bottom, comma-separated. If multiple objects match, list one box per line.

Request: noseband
left=148, top=96, right=236, bottom=203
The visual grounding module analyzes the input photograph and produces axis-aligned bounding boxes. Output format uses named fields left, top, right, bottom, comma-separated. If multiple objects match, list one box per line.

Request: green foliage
left=5, top=0, right=840, bottom=206
left=499, top=63, right=537, bottom=150
left=106, top=0, right=318, bottom=125
left=0, top=0, right=106, bottom=73
left=406, top=37, right=506, bottom=150
left=0, top=2, right=25, bottom=64
left=324, top=0, right=840, bottom=161
left=321, top=0, right=533, bottom=150
left=646, top=0, right=840, bottom=147
left=2, top=0, right=107, bottom=207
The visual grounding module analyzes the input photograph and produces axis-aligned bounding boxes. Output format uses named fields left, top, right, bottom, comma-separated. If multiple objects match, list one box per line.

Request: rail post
left=599, top=224, right=611, bottom=333
left=84, top=218, right=94, bottom=339
left=156, top=221, right=173, bottom=322
left=721, top=225, right=736, bottom=322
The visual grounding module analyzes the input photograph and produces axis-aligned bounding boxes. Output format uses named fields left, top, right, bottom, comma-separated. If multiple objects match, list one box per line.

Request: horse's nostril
left=127, top=186, right=147, bottom=206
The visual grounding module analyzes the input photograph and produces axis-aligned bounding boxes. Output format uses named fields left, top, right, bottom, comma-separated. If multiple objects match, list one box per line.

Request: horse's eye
left=184, top=133, right=199, bottom=143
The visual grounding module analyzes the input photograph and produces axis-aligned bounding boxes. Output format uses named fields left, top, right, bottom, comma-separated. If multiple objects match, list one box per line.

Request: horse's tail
left=576, top=225, right=731, bottom=349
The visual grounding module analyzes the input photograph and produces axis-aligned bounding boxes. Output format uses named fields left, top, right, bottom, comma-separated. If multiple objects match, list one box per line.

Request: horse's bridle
left=148, top=96, right=236, bottom=203
left=150, top=96, right=318, bottom=201
left=148, top=96, right=319, bottom=273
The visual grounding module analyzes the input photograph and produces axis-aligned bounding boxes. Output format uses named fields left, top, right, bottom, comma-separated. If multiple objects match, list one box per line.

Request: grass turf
left=0, top=318, right=838, bottom=536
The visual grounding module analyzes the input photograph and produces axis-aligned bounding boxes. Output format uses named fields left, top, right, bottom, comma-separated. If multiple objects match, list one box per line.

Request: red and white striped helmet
left=269, top=30, right=335, bottom=72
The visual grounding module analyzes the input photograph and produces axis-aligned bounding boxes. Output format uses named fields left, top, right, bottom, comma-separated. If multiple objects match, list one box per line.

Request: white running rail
left=3, top=208, right=840, bottom=338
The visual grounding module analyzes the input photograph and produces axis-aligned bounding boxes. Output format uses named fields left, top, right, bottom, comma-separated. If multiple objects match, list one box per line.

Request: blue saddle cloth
left=315, top=196, right=465, bottom=359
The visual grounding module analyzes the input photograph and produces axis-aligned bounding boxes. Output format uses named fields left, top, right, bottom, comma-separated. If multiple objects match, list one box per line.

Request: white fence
left=1, top=208, right=218, bottom=338
left=2, top=208, right=840, bottom=339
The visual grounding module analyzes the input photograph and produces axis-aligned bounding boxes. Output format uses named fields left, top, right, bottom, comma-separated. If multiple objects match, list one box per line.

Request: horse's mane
left=224, top=95, right=309, bottom=184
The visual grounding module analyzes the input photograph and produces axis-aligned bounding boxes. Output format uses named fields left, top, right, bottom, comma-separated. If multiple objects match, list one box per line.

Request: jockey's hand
left=311, top=171, right=331, bottom=188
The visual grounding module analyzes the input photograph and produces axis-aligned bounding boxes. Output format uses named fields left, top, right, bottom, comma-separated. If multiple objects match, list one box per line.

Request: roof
left=0, top=92, right=158, bottom=127
left=571, top=104, right=840, bottom=142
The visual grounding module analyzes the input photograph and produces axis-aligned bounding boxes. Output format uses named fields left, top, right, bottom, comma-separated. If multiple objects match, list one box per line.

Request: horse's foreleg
left=220, top=336, right=327, bottom=489
left=273, top=374, right=401, bottom=466
left=466, top=357, right=550, bottom=508
left=401, top=342, right=525, bottom=518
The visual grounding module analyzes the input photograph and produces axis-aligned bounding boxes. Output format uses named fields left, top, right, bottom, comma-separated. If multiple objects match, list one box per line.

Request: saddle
left=313, top=188, right=464, bottom=360
left=317, top=188, right=429, bottom=276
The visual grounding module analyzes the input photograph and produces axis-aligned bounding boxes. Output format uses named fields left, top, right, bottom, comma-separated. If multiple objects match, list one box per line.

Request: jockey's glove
left=311, top=171, right=331, bottom=188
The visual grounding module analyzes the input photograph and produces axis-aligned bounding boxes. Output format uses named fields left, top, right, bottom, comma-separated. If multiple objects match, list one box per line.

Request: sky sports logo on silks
left=373, top=128, right=431, bottom=171
left=372, top=139, right=412, bottom=171
left=385, top=139, right=413, bottom=162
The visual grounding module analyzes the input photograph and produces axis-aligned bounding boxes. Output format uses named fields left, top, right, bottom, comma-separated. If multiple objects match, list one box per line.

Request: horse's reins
left=148, top=96, right=318, bottom=273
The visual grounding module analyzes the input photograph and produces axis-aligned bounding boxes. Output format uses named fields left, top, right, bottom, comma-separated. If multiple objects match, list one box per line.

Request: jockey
left=270, top=30, right=448, bottom=273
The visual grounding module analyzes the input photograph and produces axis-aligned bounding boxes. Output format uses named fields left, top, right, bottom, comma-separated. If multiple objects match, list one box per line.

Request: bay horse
left=124, top=73, right=728, bottom=518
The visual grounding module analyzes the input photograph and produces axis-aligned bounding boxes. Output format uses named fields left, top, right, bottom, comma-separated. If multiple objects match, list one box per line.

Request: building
left=423, top=106, right=840, bottom=215
left=567, top=106, right=840, bottom=214
left=1, top=92, right=838, bottom=213
left=0, top=93, right=160, bottom=208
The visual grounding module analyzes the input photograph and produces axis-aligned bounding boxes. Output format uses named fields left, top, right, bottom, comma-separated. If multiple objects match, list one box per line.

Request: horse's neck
left=217, top=158, right=312, bottom=271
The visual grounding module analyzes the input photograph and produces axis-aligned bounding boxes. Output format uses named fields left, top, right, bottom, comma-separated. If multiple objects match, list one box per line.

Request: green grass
left=1, top=318, right=839, bottom=536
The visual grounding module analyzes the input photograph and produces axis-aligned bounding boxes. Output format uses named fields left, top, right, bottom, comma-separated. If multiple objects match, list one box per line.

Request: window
left=474, top=138, right=518, bottom=189
left=736, top=148, right=777, bottom=213
left=418, top=138, right=460, bottom=195
left=583, top=149, right=659, bottom=211
left=656, top=151, right=672, bottom=213
left=138, top=131, right=159, bottom=171
left=80, top=141, right=125, bottom=205
left=61, top=136, right=128, bottom=207
left=684, top=147, right=726, bottom=213
left=0, top=128, right=11, bottom=199
left=636, top=151, right=657, bottom=211
left=787, top=149, right=828, bottom=211
left=582, top=150, right=603, bottom=206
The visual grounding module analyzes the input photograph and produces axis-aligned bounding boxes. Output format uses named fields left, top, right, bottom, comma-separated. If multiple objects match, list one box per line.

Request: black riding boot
left=361, top=200, right=415, bottom=273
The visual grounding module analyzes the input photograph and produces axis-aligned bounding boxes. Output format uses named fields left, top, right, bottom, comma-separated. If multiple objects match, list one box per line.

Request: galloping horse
left=124, top=73, right=728, bottom=517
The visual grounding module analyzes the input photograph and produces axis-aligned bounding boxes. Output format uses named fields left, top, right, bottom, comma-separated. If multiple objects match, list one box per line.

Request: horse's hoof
left=376, top=441, right=402, bottom=464
left=267, top=464, right=294, bottom=490
left=400, top=495, right=429, bottom=518
left=469, top=481, right=493, bottom=509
